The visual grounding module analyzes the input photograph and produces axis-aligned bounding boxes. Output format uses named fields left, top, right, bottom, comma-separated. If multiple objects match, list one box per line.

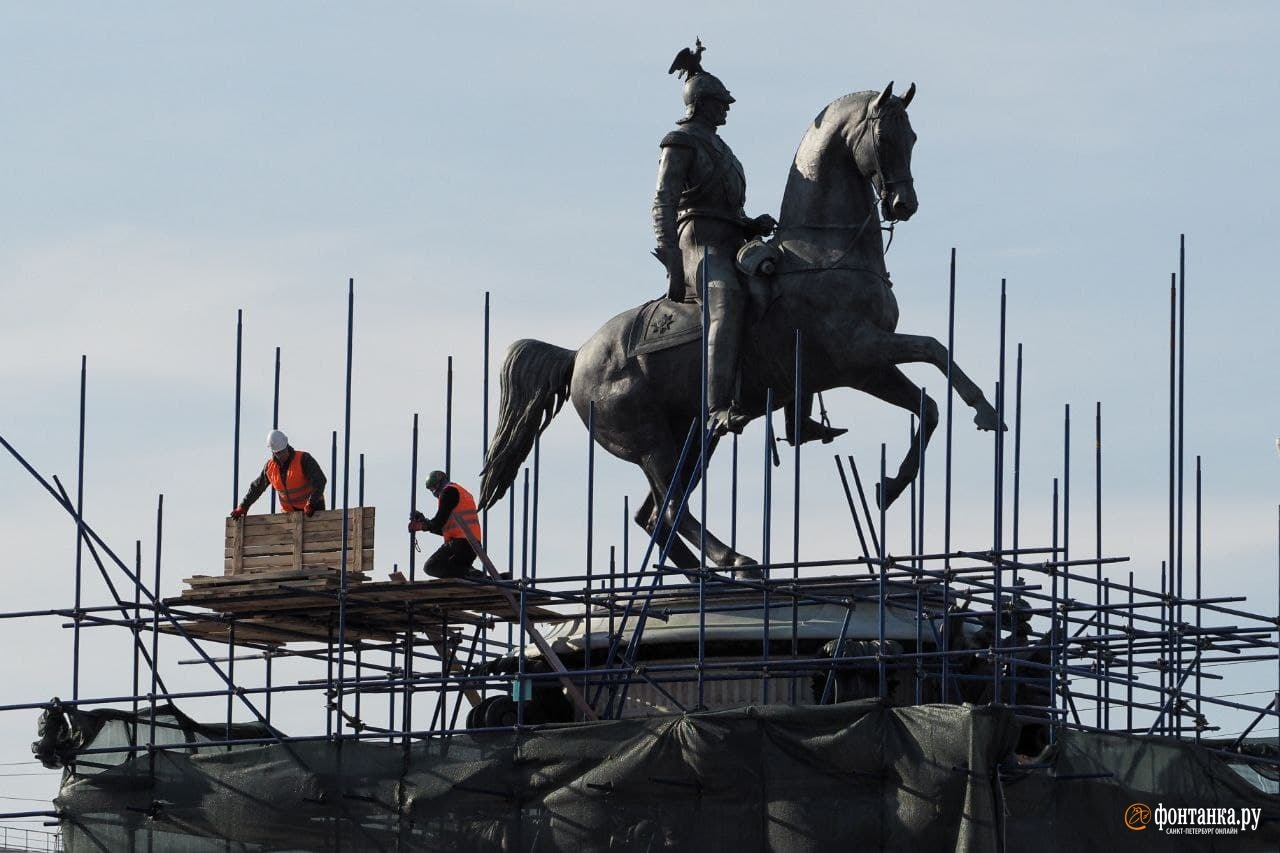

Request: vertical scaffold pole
left=410, top=414, right=419, bottom=580
left=1166, top=272, right=1176, bottom=727
left=482, top=292, right=491, bottom=547
left=942, top=249, right=956, bottom=703
left=445, top=355, right=453, bottom=476
left=792, top=330, right=802, bottom=705
left=699, top=246, right=709, bottom=711
left=731, top=433, right=739, bottom=553
left=270, top=346, right=280, bottom=513
left=518, top=469, right=530, bottom=726
left=993, top=278, right=1007, bottom=703
left=227, top=621, right=235, bottom=751
left=132, top=541, right=142, bottom=740
left=1175, top=235, right=1187, bottom=739
left=917, top=386, right=927, bottom=570
left=1096, top=402, right=1105, bottom=728
left=878, top=444, right=887, bottom=699
left=330, top=431, right=338, bottom=509
left=1050, top=477, right=1059, bottom=745
left=1012, top=344, right=1023, bottom=573
left=586, top=401, right=596, bottom=695
left=1195, top=457, right=1203, bottom=742
left=762, top=388, right=774, bottom=704
left=73, top=355, right=86, bottom=703
left=1127, top=570, right=1135, bottom=733
left=1062, top=404, right=1071, bottom=684
left=233, top=312, right=242, bottom=507
left=337, top=278, right=354, bottom=738
left=532, top=437, right=540, bottom=581
left=149, top=494, right=164, bottom=777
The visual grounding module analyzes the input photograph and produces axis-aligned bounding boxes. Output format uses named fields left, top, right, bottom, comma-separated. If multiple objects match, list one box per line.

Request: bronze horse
left=480, top=83, right=1000, bottom=571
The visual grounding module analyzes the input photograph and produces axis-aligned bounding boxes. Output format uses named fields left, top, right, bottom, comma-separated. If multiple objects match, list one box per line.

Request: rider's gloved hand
left=665, top=259, right=685, bottom=302
left=750, top=213, right=778, bottom=237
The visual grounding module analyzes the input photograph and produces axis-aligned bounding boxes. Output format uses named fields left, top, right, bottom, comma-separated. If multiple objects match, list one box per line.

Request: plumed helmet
left=668, top=38, right=734, bottom=124
left=267, top=430, right=289, bottom=453
left=425, top=470, right=449, bottom=492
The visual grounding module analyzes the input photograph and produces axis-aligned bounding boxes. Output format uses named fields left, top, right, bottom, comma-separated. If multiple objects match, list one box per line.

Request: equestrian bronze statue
left=481, top=48, right=1001, bottom=574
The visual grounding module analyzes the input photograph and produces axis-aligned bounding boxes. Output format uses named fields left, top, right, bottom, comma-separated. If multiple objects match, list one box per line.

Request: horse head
left=859, top=81, right=918, bottom=222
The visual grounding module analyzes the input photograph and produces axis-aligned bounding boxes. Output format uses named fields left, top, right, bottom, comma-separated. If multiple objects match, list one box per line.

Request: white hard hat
left=267, top=430, right=289, bottom=453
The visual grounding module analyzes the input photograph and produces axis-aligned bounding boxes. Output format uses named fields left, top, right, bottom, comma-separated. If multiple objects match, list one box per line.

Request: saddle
left=626, top=240, right=779, bottom=359
left=626, top=298, right=703, bottom=357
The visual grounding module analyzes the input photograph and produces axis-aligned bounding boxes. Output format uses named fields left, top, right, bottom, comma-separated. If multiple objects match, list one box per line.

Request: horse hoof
left=876, top=479, right=906, bottom=510
left=973, top=407, right=1007, bottom=432
left=731, top=556, right=762, bottom=581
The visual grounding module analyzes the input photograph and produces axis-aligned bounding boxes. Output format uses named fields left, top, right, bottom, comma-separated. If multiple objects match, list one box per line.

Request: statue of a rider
left=652, top=39, right=846, bottom=444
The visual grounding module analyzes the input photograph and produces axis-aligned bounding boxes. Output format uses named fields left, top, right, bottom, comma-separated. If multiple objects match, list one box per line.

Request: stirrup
left=708, top=405, right=750, bottom=436
left=784, top=417, right=848, bottom=446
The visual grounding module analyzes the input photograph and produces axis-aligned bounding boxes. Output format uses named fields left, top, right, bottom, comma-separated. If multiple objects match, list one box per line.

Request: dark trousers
left=424, top=538, right=478, bottom=579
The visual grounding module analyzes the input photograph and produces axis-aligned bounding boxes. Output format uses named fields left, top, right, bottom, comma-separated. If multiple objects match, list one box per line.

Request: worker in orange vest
left=230, top=430, right=327, bottom=518
left=408, top=469, right=484, bottom=579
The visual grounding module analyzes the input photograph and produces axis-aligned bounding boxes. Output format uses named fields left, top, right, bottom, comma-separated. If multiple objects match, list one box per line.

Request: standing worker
left=408, top=470, right=484, bottom=579
left=230, top=430, right=327, bottom=518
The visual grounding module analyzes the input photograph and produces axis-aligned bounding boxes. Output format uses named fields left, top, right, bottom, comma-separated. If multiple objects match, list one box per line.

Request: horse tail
left=479, top=338, right=577, bottom=509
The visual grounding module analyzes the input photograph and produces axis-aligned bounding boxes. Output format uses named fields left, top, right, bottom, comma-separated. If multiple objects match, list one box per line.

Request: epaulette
left=659, top=129, right=697, bottom=149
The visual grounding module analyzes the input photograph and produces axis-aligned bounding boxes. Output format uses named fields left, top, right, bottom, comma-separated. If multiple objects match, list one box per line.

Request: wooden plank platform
left=167, top=506, right=586, bottom=648
left=165, top=577, right=572, bottom=648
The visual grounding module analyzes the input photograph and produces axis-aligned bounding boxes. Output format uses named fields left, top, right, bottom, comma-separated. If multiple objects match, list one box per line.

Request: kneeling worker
left=230, top=430, right=327, bottom=518
left=408, top=470, right=483, bottom=579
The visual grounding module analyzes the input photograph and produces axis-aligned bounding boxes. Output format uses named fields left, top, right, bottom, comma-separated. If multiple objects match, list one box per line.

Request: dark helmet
left=425, top=470, right=449, bottom=492
left=669, top=39, right=734, bottom=124
left=679, top=72, right=734, bottom=123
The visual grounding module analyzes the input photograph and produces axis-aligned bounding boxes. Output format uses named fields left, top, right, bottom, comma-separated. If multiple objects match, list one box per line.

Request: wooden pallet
left=224, top=507, right=374, bottom=575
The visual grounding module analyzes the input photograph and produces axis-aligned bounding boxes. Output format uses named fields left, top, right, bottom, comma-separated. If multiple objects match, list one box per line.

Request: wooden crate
left=224, top=507, right=374, bottom=576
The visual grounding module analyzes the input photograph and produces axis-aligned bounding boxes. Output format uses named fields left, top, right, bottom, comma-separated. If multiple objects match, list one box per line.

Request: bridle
left=778, top=101, right=913, bottom=274
left=859, top=105, right=915, bottom=219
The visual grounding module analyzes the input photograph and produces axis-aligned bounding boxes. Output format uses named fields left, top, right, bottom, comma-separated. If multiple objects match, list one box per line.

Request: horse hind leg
left=632, top=491, right=701, bottom=573
left=640, top=442, right=756, bottom=574
left=853, top=366, right=939, bottom=509
left=865, top=330, right=1003, bottom=431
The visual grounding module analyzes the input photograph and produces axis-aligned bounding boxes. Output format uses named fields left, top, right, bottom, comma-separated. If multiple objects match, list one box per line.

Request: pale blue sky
left=3, top=2, right=1279, bottom=817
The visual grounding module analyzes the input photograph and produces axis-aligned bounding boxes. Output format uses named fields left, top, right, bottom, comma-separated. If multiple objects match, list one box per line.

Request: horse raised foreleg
left=863, top=330, right=1003, bottom=431
left=852, top=366, right=939, bottom=508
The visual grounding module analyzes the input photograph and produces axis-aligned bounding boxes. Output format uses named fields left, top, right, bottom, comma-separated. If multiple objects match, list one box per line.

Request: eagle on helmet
left=668, top=37, right=735, bottom=124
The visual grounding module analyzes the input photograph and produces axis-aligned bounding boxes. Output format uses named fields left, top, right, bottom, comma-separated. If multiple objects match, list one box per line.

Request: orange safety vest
left=441, top=483, right=482, bottom=544
left=266, top=451, right=314, bottom=512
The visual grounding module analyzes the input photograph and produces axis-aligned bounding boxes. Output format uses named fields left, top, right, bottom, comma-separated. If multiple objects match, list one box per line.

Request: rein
left=774, top=104, right=909, bottom=276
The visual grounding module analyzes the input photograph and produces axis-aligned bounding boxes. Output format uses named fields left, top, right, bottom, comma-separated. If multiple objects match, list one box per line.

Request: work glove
left=408, top=519, right=427, bottom=533
left=304, top=502, right=315, bottom=518
left=230, top=506, right=246, bottom=519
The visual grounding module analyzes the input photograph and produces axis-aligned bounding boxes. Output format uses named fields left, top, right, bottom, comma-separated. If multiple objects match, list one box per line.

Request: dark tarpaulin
left=52, top=701, right=1278, bottom=852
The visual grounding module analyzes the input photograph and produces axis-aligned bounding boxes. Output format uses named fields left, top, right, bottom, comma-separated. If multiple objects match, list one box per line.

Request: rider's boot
left=706, top=283, right=750, bottom=435
left=783, top=394, right=848, bottom=446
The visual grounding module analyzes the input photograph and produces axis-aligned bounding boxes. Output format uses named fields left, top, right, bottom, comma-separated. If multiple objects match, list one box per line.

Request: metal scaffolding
left=2, top=238, right=1278, bottom=839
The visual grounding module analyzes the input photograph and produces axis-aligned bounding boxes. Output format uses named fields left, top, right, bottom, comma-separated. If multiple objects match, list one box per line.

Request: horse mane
left=808, top=91, right=875, bottom=135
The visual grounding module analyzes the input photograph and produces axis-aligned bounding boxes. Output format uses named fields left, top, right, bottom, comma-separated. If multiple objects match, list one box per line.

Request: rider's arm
left=653, top=143, right=693, bottom=300
left=238, top=464, right=271, bottom=510
left=426, top=485, right=460, bottom=535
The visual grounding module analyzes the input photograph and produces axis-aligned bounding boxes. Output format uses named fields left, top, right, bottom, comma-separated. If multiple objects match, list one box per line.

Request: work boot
left=705, top=283, right=749, bottom=435
left=783, top=394, right=847, bottom=446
